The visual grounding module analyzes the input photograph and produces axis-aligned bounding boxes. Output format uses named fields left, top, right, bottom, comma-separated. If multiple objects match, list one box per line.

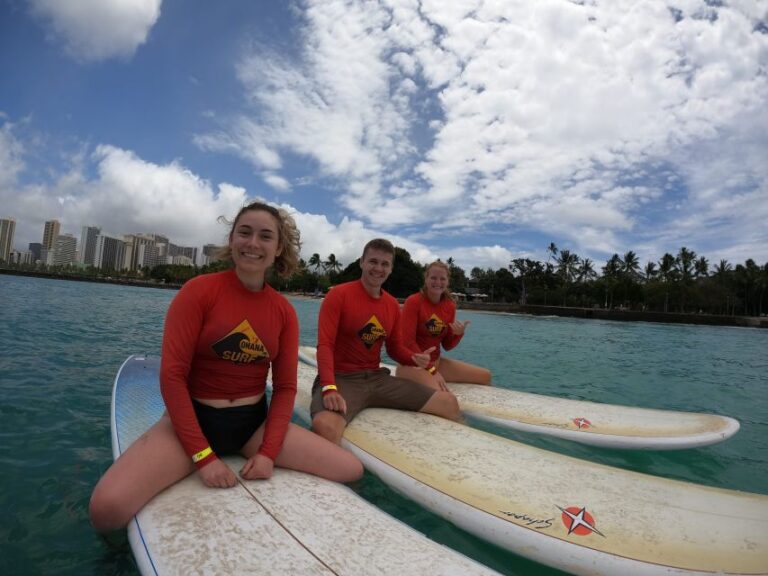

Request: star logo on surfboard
left=557, top=506, right=605, bottom=537
left=572, top=417, right=591, bottom=429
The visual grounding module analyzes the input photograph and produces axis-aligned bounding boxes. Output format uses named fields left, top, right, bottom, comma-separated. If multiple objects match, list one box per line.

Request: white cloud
left=28, top=0, right=162, bottom=62
left=197, top=0, right=767, bottom=266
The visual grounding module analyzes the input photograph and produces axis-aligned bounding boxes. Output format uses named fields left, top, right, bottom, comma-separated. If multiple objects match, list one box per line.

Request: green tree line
left=3, top=244, right=766, bottom=317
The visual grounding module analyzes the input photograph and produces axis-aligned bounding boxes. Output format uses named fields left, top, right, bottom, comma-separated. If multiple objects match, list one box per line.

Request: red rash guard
left=317, top=280, right=419, bottom=386
left=401, top=292, right=463, bottom=364
left=160, top=269, right=298, bottom=469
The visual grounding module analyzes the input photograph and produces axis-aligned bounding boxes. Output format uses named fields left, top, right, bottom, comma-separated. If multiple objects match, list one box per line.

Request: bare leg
left=310, top=410, right=348, bottom=445
left=241, top=421, right=362, bottom=482
left=89, top=414, right=195, bottom=532
left=437, top=357, right=492, bottom=385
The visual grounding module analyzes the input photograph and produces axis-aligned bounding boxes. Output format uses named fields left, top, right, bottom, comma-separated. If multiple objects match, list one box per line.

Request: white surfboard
left=111, top=354, right=500, bottom=576
left=298, top=346, right=739, bottom=449
left=295, top=359, right=768, bottom=576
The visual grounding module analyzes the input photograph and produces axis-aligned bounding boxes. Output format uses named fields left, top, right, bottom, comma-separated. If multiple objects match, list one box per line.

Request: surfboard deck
left=111, top=354, right=499, bottom=576
left=295, top=358, right=768, bottom=576
left=298, top=346, right=739, bottom=449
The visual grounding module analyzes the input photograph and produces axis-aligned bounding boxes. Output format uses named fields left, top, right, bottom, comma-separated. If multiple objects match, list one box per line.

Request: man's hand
left=323, top=391, right=347, bottom=414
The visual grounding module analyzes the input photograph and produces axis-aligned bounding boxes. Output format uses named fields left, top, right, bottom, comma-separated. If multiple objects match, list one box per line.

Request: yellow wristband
left=427, top=366, right=436, bottom=375
left=192, top=446, right=213, bottom=463
left=322, top=384, right=338, bottom=395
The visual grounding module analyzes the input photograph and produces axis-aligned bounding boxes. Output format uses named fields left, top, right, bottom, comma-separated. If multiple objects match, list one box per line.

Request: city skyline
left=1, top=1, right=766, bottom=273
left=1, top=215, right=203, bottom=269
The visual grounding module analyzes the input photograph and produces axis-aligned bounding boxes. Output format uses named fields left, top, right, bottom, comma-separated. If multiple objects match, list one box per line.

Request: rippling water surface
left=1, top=275, right=766, bottom=575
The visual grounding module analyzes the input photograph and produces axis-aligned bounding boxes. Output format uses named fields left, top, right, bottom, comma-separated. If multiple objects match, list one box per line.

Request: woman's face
left=425, top=266, right=449, bottom=300
left=228, top=209, right=282, bottom=276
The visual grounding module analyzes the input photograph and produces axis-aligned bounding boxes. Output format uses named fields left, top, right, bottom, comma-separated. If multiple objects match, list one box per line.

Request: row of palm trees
left=468, top=244, right=766, bottom=316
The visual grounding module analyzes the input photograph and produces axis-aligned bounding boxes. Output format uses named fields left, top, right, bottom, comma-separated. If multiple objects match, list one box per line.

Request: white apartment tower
left=53, top=234, right=77, bottom=267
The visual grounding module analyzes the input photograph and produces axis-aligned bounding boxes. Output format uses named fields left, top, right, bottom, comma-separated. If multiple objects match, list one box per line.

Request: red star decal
left=572, top=417, right=591, bottom=429
left=558, top=506, right=605, bottom=537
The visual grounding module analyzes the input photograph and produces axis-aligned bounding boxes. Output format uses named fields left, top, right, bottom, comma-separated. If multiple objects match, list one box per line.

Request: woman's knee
left=89, top=482, right=132, bottom=532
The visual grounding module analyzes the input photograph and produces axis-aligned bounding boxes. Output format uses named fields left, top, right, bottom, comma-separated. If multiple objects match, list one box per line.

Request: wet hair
left=361, top=238, right=395, bottom=261
left=421, top=260, right=455, bottom=302
left=216, top=200, right=301, bottom=277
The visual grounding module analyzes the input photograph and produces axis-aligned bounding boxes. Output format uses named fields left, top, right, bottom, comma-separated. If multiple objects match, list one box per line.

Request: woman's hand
left=198, top=458, right=238, bottom=488
left=412, top=347, right=436, bottom=368
left=323, top=391, right=347, bottom=414
left=240, top=454, right=274, bottom=480
left=449, top=320, right=470, bottom=336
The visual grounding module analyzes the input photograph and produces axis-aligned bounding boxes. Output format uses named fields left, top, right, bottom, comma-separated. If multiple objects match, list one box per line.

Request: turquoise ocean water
left=1, top=274, right=766, bottom=575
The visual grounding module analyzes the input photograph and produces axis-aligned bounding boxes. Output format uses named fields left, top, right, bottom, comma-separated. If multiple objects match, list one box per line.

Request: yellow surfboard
left=295, top=357, right=768, bottom=576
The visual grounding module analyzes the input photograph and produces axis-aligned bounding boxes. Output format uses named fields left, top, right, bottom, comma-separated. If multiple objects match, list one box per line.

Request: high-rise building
left=53, top=234, right=77, bottom=267
left=28, top=243, right=42, bottom=263
left=95, top=234, right=126, bottom=271
left=42, top=220, right=61, bottom=250
left=202, top=243, right=222, bottom=265
left=0, top=217, right=16, bottom=262
left=169, top=243, right=198, bottom=265
left=123, top=234, right=160, bottom=271
left=79, top=226, right=101, bottom=266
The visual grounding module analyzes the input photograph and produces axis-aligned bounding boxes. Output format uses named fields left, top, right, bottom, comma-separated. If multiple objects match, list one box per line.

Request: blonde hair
left=421, top=260, right=455, bottom=302
left=216, top=201, right=301, bottom=278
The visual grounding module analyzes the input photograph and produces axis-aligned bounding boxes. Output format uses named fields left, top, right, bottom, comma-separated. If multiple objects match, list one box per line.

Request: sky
left=1, top=0, right=766, bottom=273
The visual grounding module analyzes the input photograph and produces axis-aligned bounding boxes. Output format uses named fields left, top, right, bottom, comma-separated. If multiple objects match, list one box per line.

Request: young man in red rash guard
left=396, top=260, right=491, bottom=391
left=90, top=201, right=362, bottom=532
left=310, top=239, right=461, bottom=445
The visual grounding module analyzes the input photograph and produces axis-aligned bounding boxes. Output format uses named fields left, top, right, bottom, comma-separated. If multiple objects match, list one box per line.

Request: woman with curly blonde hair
left=90, top=200, right=362, bottom=532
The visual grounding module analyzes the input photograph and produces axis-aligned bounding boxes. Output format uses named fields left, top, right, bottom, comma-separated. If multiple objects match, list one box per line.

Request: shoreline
left=3, top=268, right=765, bottom=329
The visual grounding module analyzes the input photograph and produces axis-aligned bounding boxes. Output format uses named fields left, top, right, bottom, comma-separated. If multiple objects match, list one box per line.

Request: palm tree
left=675, top=247, right=696, bottom=312
left=556, top=249, right=580, bottom=306
left=576, top=258, right=597, bottom=283
left=547, top=242, right=558, bottom=264
left=694, top=256, right=709, bottom=278
left=713, top=259, right=732, bottom=313
left=601, top=254, right=622, bottom=309
left=658, top=253, right=678, bottom=313
left=622, top=251, right=641, bottom=282
left=644, top=261, right=657, bottom=282
left=324, top=253, right=342, bottom=275
left=308, top=253, right=322, bottom=274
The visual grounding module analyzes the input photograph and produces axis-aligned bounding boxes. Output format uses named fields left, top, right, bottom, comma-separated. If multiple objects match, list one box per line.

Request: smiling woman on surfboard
left=89, top=201, right=361, bottom=532
left=396, top=260, right=492, bottom=391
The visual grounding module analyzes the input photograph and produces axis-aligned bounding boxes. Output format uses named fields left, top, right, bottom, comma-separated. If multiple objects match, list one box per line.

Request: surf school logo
left=557, top=505, right=605, bottom=537
left=211, top=319, right=269, bottom=364
left=424, top=314, right=445, bottom=337
left=572, top=417, right=592, bottom=429
left=357, top=315, right=386, bottom=349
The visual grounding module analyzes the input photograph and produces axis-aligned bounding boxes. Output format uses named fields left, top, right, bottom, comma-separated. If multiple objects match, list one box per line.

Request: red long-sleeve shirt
left=317, top=280, right=419, bottom=385
left=160, top=269, right=298, bottom=468
left=401, top=292, right=463, bottom=363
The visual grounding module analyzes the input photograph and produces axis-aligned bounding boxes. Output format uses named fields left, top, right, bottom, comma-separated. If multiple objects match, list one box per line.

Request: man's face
left=360, top=248, right=394, bottom=292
